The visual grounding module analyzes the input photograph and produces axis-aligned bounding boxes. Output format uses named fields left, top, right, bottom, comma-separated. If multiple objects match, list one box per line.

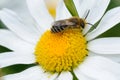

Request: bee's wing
left=52, top=19, right=76, bottom=27
left=65, top=20, right=76, bottom=26
left=52, top=20, right=64, bottom=26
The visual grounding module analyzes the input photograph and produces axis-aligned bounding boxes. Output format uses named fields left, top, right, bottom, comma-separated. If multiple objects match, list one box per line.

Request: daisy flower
left=0, top=0, right=120, bottom=80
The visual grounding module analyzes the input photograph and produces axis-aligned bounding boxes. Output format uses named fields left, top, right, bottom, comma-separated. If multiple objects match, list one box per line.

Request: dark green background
left=0, top=0, right=120, bottom=76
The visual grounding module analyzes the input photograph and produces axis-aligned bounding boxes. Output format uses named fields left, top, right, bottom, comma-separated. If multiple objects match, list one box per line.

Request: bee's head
left=80, top=22, right=85, bottom=29
left=79, top=19, right=86, bottom=29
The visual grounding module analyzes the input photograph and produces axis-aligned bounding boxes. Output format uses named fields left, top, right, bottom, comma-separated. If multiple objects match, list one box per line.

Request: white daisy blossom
left=0, top=0, right=120, bottom=80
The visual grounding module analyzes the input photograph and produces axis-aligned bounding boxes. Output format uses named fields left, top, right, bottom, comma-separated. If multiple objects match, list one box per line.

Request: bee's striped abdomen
left=51, top=25, right=66, bottom=33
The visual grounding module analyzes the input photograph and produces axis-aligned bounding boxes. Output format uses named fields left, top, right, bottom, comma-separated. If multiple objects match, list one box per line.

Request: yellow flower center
left=35, top=29, right=88, bottom=73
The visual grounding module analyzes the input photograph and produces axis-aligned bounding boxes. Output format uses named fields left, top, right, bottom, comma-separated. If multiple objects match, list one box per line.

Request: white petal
left=86, top=7, right=120, bottom=41
left=74, top=0, right=95, bottom=18
left=0, top=52, right=35, bottom=68
left=84, top=52, right=120, bottom=65
left=40, top=71, right=58, bottom=80
left=82, top=0, right=110, bottom=34
left=0, top=9, right=39, bottom=44
left=3, top=66, right=42, bottom=80
left=88, top=37, right=120, bottom=54
left=3, top=66, right=58, bottom=80
left=0, top=29, right=34, bottom=53
left=27, top=0, right=54, bottom=31
left=76, top=56, right=120, bottom=80
left=74, top=69, right=93, bottom=80
left=74, top=0, right=109, bottom=18
left=57, top=72, right=72, bottom=80
left=101, top=54, right=120, bottom=63
left=55, top=0, right=71, bottom=20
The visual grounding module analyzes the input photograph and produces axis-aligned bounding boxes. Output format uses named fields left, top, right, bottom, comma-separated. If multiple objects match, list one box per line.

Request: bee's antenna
left=84, top=10, right=90, bottom=20
left=86, top=23, right=93, bottom=26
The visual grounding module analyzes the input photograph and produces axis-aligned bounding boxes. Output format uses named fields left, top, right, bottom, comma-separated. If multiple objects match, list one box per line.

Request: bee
left=51, top=17, right=85, bottom=33
left=51, top=10, right=92, bottom=33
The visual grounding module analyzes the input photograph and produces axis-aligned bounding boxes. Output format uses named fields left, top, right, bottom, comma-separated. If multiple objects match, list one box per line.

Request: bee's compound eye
left=80, top=23, right=85, bottom=28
